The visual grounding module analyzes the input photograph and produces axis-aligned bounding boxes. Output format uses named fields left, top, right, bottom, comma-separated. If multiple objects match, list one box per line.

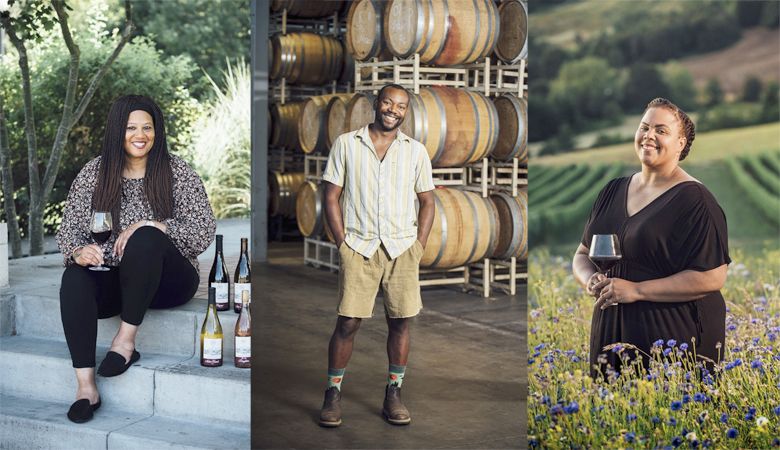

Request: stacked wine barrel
left=339, top=0, right=529, bottom=271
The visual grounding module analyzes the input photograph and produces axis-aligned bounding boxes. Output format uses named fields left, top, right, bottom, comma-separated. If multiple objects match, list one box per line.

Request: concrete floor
left=251, top=242, right=527, bottom=449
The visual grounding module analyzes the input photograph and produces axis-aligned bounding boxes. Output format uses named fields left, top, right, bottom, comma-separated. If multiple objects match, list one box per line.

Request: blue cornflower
left=679, top=343, right=689, bottom=351
left=534, top=414, right=546, bottom=421
left=625, top=432, right=635, bottom=443
left=534, top=343, right=545, bottom=351
left=672, top=436, right=683, bottom=447
left=529, top=437, right=539, bottom=448
left=773, top=406, right=780, bottom=416
left=727, top=324, right=736, bottom=331
left=663, top=348, right=673, bottom=356
left=772, top=437, right=780, bottom=447
left=682, top=394, right=691, bottom=404
left=769, top=332, right=777, bottom=342
left=720, top=413, right=729, bottom=423
left=653, top=339, right=664, bottom=347
left=693, top=393, right=707, bottom=403
left=611, top=344, right=623, bottom=353
left=528, top=358, right=535, bottom=365
left=550, top=404, right=563, bottom=415
left=726, top=428, right=738, bottom=439
left=669, top=417, right=678, bottom=426
left=563, top=401, right=579, bottom=414
left=627, top=413, right=637, bottom=422
left=541, top=395, right=551, bottom=406
left=652, top=416, right=661, bottom=424
left=667, top=339, right=677, bottom=347
left=745, top=411, right=755, bottom=421
left=671, top=400, right=682, bottom=411
left=751, top=359, right=763, bottom=369
left=571, top=356, right=580, bottom=363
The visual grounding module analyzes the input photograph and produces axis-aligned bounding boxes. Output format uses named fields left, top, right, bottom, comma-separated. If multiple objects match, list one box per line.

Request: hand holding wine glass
left=89, top=211, right=112, bottom=271
left=589, top=234, right=622, bottom=307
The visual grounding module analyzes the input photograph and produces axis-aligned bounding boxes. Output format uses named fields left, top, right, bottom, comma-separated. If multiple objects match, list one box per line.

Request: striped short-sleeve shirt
left=322, top=125, right=435, bottom=259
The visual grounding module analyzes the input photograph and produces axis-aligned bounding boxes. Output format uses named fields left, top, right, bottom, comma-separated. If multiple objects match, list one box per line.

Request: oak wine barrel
left=326, top=94, right=356, bottom=149
left=383, top=0, right=499, bottom=66
left=345, top=92, right=376, bottom=134
left=269, top=171, right=306, bottom=218
left=345, top=0, right=393, bottom=61
left=492, top=93, right=528, bottom=163
left=295, top=181, right=334, bottom=241
left=420, top=187, right=498, bottom=269
left=495, top=0, right=528, bottom=63
left=270, top=102, right=304, bottom=151
left=400, top=86, right=498, bottom=168
left=299, top=94, right=354, bottom=154
left=270, top=33, right=344, bottom=85
left=490, top=190, right=528, bottom=260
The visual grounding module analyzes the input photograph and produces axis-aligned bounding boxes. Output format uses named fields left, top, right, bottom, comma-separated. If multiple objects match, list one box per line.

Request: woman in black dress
left=572, top=98, right=730, bottom=378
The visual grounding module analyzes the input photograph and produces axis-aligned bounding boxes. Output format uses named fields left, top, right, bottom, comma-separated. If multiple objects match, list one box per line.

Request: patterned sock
left=327, top=368, right=346, bottom=391
left=388, top=364, right=406, bottom=388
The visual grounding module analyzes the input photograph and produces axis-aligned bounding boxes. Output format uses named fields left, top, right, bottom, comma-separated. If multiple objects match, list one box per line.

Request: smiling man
left=318, top=84, right=436, bottom=427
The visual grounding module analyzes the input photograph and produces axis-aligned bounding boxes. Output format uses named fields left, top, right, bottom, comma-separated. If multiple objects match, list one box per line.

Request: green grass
left=535, top=123, right=780, bottom=167
left=528, top=247, right=780, bottom=448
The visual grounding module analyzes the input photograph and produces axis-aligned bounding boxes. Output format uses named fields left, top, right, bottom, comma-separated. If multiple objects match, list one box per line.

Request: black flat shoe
left=67, top=398, right=101, bottom=423
left=97, top=350, right=140, bottom=377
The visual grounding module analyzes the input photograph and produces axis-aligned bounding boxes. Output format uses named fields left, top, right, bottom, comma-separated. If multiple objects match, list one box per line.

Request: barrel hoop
left=370, top=0, right=382, bottom=58
left=431, top=192, right=448, bottom=267
left=463, top=91, right=482, bottom=164
left=430, top=88, right=447, bottom=164
left=462, top=190, right=480, bottom=264
left=506, top=94, right=523, bottom=159
left=421, top=0, right=436, bottom=58
left=429, top=0, right=451, bottom=63
left=483, top=91, right=499, bottom=162
left=503, top=192, right=522, bottom=259
left=411, top=0, right=426, bottom=57
left=484, top=194, right=498, bottom=258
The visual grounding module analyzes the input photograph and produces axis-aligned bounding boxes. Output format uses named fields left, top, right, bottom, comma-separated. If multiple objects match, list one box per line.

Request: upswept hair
left=92, top=95, right=174, bottom=228
left=645, top=97, right=696, bottom=161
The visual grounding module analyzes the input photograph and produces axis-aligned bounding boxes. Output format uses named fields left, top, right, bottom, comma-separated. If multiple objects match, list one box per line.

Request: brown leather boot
left=319, top=387, right=342, bottom=427
left=382, top=385, right=411, bottom=425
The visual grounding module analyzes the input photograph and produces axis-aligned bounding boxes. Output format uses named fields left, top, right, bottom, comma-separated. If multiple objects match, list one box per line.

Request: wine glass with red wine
left=589, top=234, right=621, bottom=276
left=89, top=211, right=112, bottom=272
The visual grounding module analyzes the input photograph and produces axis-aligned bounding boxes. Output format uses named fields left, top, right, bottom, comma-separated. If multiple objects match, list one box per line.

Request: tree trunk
left=0, top=97, right=22, bottom=258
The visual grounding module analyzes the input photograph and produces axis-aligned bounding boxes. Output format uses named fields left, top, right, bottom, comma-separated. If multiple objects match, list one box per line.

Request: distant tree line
left=529, top=0, right=780, bottom=154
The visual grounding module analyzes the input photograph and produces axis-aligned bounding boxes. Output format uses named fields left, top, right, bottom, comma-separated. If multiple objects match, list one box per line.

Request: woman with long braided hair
left=56, top=95, right=216, bottom=423
left=572, top=97, right=730, bottom=379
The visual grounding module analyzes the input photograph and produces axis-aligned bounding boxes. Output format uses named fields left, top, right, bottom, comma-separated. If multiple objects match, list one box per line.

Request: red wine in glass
left=589, top=234, right=621, bottom=276
left=89, top=211, right=112, bottom=272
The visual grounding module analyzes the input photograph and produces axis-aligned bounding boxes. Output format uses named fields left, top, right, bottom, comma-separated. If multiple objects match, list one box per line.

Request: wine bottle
left=200, top=287, right=224, bottom=367
left=233, top=237, right=251, bottom=313
left=234, top=290, right=251, bottom=368
left=209, top=234, right=230, bottom=311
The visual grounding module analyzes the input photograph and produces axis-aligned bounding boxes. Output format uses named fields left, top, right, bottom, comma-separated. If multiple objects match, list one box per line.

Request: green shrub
left=697, top=102, right=765, bottom=132
left=541, top=165, right=608, bottom=209
left=742, top=154, right=780, bottom=196
left=190, top=60, right=250, bottom=218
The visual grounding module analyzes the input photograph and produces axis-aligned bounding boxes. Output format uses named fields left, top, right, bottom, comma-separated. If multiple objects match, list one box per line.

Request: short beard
left=374, top=111, right=402, bottom=132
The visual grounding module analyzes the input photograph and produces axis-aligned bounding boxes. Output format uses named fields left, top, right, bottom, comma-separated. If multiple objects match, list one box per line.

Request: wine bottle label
left=235, top=336, right=251, bottom=358
left=211, top=283, right=229, bottom=305
left=203, top=337, right=222, bottom=360
left=234, top=283, right=251, bottom=304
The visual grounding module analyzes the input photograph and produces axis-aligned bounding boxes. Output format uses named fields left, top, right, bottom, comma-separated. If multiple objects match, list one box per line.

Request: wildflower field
left=528, top=247, right=780, bottom=449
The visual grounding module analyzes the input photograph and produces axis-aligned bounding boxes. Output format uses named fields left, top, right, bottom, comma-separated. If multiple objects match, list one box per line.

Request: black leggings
left=59, top=226, right=199, bottom=368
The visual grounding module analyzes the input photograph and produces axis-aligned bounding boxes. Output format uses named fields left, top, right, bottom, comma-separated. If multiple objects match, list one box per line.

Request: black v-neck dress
left=581, top=176, right=730, bottom=377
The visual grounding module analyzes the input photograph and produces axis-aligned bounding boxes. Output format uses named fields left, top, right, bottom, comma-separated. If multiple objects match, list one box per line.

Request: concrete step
left=0, top=394, right=249, bottom=450
left=0, top=336, right=250, bottom=425
left=13, top=291, right=245, bottom=358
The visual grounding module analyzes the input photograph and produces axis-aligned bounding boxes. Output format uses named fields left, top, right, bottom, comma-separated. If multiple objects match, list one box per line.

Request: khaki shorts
left=337, top=241, right=424, bottom=319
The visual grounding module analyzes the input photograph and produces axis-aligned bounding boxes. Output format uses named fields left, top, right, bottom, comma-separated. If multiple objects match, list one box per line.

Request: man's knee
left=335, top=317, right=362, bottom=339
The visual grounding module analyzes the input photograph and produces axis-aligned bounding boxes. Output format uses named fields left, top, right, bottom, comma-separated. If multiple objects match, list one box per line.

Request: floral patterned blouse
left=56, top=155, right=216, bottom=271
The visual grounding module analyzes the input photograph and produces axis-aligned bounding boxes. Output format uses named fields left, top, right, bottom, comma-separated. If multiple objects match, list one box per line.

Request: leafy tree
left=661, top=63, right=698, bottom=111
left=548, top=57, right=622, bottom=127
left=0, top=0, right=134, bottom=256
left=528, top=94, right=559, bottom=142
left=741, top=76, right=763, bottom=103
left=620, top=63, right=670, bottom=113
left=761, top=1, right=780, bottom=27
left=736, top=0, right=766, bottom=27
left=703, top=78, right=724, bottom=108
left=120, top=0, right=250, bottom=98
